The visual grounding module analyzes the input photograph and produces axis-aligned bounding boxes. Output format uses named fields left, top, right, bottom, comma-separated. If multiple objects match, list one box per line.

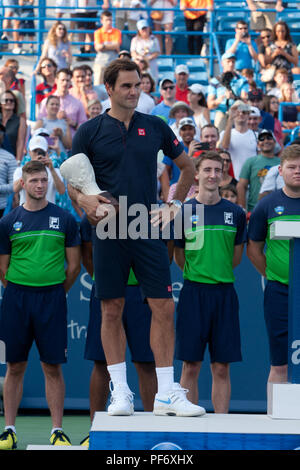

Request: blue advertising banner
left=0, top=250, right=270, bottom=413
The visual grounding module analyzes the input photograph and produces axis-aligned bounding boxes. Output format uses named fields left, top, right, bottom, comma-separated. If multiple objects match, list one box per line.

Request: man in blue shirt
left=150, top=77, right=177, bottom=125
left=225, top=20, right=258, bottom=71
left=69, top=59, right=204, bottom=418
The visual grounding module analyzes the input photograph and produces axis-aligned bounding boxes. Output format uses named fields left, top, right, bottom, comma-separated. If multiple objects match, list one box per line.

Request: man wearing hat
left=13, top=136, right=65, bottom=206
left=237, top=128, right=280, bottom=212
left=248, top=105, right=262, bottom=132
left=150, top=76, right=177, bottom=123
left=225, top=20, right=258, bottom=72
left=169, top=101, right=200, bottom=140
left=247, top=88, right=275, bottom=132
left=175, top=64, right=190, bottom=104
left=207, top=52, right=248, bottom=132
left=220, top=99, right=258, bottom=179
left=0, top=123, right=17, bottom=218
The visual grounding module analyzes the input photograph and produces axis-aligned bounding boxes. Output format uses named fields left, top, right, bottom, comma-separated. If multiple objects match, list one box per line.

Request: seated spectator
left=93, top=10, right=122, bottom=85
left=241, top=68, right=258, bottom=93
left=264, top=21, right=298, bottom=82
left=38, top=68, right=87, bottom=138
left=0, top=123, right=17, bottom=218
left=34, top=95, right=72, bottom=153
left=174, top=64, right=190, bottom=104
left=257, top=28, right=272, bottom=69
left=169, top=101, right=198, bottom=140
left=187, top=83, right=210, bottom=130
left=246, top=0, right=285, bottom=34
left=0, top=90, right=27, bottom=162
left=207, top=52, right=248, bottom=132
left=130, top=19, right=161, bottom=85
left=81, top=64, right=109, bottom=102
left=220, top=100, right=257, bottom=179
left=5, top=59, right=25, bottom=98
left=225, top=20, right=258, bottom=71
left=150, top=77, right=177, bottom=124
left=248, top=105, right=262, bottom=133
left=118, top=50, right=132, bottom=60
left=87, top=99, right=102, bottom=119
left=237, top=129, right=280, bottom=212
left=279, top=82, right=300, bottom=131
left=200, top=123, right=219, bottom=150
left=219, top=183, right=238, bottom=204
left=35, top=58, right=58, bottom=106
left=267, top=67, right=299, bottom=99
left=180, top=0, right=213, bottom=55
left=262, top=94, right=283, bottom=146
left=34, top=21, right=72, bottom=73
left=13, top=135, right=65, bottom=206
left=0, top=66, right=26, bottom=118
left=247, top=88, right=275, bottom=132
left=149, top=0, right=176, bottom=55
left=140, top=72, right=157, bottom=105
left=219, top=149, right=238, bottom=187
left=69, top=66, right=99, bottom=117
left=177, top=117, right=200, bottom=156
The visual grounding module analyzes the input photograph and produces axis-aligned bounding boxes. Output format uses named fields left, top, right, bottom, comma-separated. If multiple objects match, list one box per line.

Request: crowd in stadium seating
left=0, top=0, right=300, bottom=219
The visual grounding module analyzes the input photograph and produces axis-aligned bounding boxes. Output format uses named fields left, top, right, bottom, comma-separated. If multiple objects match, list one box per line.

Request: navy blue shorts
left=84, top=283, right=154, bottom=363
left=0, top=282, right=67, bottom=364
left=92, top=233, right=172, bottom=300
left=175, top=280, right=242, bottom=363
left=264, top=280, right=289, bottom=366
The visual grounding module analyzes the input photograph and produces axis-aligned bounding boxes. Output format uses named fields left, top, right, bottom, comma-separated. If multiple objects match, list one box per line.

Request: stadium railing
left=1, top=1, right=300, bottom=121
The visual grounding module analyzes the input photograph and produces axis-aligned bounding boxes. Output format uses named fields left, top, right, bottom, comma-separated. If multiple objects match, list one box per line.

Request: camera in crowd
left=220, top=71, right=239, bottom=101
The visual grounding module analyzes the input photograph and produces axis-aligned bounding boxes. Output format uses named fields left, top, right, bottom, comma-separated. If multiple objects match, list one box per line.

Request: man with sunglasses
left=150, top=77, right=177, bottom=124
left=237, top=129, right=280, bottom=212
left=13, top=135, right=65, bottom=206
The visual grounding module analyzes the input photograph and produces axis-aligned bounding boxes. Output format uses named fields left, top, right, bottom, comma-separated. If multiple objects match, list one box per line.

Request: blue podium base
left=90, top=412, right=300, bottom=450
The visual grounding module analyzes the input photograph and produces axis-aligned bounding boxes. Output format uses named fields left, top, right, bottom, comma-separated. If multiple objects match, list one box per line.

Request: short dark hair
left=56, top=68, right=72, bottom=78
left=101, top=9, right=112, bottom=18
left=194, top=150, right=224, bottom=171
left=104, top=59, right=141, bottom=89
left=72, top=65, right=86, bottom=76
left=220, top=183, right=237, bottom=197
left=22, top=161, right=47, bottom=179
left=141, top=72, right=155, bottom=93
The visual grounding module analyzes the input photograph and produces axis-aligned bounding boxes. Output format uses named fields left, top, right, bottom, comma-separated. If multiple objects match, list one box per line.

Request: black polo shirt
left=72, top=110, right=184, bottom=210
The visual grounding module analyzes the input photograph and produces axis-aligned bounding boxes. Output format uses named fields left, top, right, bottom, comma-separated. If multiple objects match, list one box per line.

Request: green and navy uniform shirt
left=248, top=189, right=300, bottom=285
left=175, top=198, right=247, bottom=284
left=72, top=111, right=184, bottom=213
left=79, top=214, right=138, bottom=286
left=0, top=203, right=80, bottom=287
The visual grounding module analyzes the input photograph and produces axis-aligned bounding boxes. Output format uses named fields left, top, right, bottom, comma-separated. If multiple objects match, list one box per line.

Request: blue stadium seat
left=188, top=71, right=209, bottom=85
left=157, top=57, right=173, bottom=72
left=182, top=57, right=207, bottom=72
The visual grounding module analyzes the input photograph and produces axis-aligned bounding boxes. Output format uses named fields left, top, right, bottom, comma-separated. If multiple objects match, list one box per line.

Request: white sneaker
left=12, top=47, right=22, bottom=54
left=153, top=382, right=206, bottom=417
left=107, top=382, right=134, bottom=416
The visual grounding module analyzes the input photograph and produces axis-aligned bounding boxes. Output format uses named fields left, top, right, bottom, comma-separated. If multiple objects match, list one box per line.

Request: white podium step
left=89, top=412, right=300, bottom=450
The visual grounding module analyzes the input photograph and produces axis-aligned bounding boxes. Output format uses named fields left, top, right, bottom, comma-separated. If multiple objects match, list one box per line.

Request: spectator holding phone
left=225, top=20, right=258, bottom=71
left=34, top=95, right=72, bottom=154
left=13, top=135, right=65, bottom=206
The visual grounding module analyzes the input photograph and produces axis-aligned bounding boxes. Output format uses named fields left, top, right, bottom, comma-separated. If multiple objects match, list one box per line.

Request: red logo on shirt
left=173, top=139, right=179, bottom=146
left=167, top=285, right=172, bottom=293
left=138, top=128, right=146, bottom=136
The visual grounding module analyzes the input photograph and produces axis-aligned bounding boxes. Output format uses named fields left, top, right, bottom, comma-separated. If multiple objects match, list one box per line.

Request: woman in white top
left=130, top=19, right=161, bottom=84
left=187, top=83, right=211, bottom=130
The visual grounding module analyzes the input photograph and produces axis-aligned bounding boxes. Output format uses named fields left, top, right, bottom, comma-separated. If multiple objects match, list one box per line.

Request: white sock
left=107, top=362, right=129, bottom=389
left=51, top=427, right=62, bottom=435
left=5, top=425, right=16, bottom=434
left=156, top=366, right=174, bottom=395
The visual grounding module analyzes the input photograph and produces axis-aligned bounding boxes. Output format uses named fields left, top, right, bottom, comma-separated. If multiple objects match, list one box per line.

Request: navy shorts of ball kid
left=264, top=280, right=289, bottom=366
left=93, top=234, right=173, bottom=300
left=175, top=280, right=242, bottom=363
left=85, top=283, right=154, bottom=363
left=0, top=282, right=68, bottom=364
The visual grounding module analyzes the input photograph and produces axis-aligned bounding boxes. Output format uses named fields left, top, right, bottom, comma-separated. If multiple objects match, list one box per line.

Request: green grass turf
left=0, top=413, right=91, bottom=450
